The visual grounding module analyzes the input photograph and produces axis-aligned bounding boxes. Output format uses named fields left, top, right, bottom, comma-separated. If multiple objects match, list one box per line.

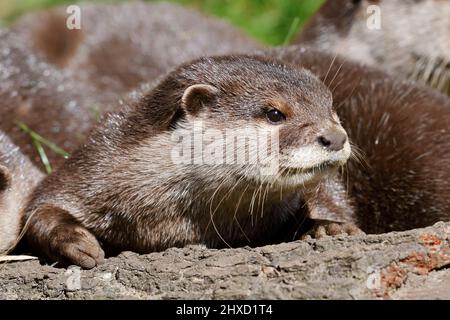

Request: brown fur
left=268, top=46, right=450, bottom=233
left=12, top=2, right=261, bottom=98
left=296, top=0, right=450, bottom=95
left=0, top=30, right=102, bottom=253
left=32, top=12, right=83, bottom=68
left=23, top=56, right=351, bottom=268
left=0, top=30, right=106, bottom=170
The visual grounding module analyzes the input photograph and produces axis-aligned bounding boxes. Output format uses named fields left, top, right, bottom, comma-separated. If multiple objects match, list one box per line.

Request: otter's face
left=177, top=57, right=350, bottom=188
left=245, top=73, right=351, bottom=188
left=303, top=0, right=450, bottom=94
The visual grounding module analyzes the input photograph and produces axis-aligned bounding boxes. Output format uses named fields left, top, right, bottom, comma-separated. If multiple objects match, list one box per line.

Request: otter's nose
left=318, top=129, right=347, bottom=151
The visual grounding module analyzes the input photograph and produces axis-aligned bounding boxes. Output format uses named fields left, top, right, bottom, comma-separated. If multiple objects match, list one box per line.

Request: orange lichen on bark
left=374, top=233, right=450, bottom=298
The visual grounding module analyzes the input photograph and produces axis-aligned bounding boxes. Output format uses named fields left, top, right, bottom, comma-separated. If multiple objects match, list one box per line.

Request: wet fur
left=3, top=1, right=261, bottom=169
left=9, top=2, right=450, bottom=267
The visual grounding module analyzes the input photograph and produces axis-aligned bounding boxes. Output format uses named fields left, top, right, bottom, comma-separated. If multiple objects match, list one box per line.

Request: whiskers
left=205, top=174, right=234, bottom=248
left=349, top=141, right=368, bottom=170
left=338, top=140, right=368, bottom=196
left=202, top=165, right=296, bottom=248
left=198, top=141, right=366, bottom=249
left=203, top=169, right=272, bottom=248
left=323, top=53, right=347, bottom=92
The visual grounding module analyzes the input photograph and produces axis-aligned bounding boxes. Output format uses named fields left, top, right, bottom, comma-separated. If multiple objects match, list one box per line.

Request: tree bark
left=1, top=222, right=449, bottom=299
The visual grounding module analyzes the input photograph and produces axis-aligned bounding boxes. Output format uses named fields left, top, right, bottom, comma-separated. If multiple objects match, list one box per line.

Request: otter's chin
left=275, top=161, right=341, bottom=189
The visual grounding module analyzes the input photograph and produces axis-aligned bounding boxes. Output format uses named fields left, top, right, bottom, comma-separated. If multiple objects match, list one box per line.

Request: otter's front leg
left=24, top=205, right=104, bottom=269
left=301, top=177, right=364, bottom=239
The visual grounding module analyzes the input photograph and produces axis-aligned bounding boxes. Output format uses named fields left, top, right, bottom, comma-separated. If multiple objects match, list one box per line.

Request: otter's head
left=162, top=56, right=350, bottom=190
left=299, top=0, right=450, bottom=95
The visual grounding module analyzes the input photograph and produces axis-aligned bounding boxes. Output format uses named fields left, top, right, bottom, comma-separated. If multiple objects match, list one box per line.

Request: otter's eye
left=266, top=109, right=286, bottom=124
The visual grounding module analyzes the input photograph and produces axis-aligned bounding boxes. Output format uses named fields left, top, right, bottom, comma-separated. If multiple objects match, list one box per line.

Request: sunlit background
left=0, top=0, right=325, bottom=45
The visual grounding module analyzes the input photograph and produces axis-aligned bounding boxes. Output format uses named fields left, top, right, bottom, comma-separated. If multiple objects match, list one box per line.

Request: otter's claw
left=301, top=221, right=364, bottom=240
left=49, top=225, right=105, bottom=269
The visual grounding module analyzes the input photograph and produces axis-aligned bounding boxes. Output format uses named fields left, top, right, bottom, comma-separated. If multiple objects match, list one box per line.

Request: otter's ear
left=181, top=84, right=219, bottom=116
left=0, top=165, right=11, bottom=193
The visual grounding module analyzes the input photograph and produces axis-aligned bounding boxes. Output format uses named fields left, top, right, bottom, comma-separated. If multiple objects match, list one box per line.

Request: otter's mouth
left=280, top=160, right=339, bottom=176
left=410, top=54, right=450, bottom=95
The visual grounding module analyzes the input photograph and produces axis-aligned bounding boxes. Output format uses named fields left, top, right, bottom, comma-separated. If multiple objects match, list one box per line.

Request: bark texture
left=1, top=222, right=449, bottom=299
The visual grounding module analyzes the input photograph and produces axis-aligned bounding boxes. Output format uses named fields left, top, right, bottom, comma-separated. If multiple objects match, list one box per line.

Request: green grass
left=0, top=0, right=324, bottom=45
left=17, top=121, right=70, bottom=174
left=171, top=0, right=324, bottom=45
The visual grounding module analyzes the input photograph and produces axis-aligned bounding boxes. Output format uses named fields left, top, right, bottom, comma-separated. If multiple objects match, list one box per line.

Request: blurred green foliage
left=171, top=0, right=324, bottom=45
left=0, top=0, right=324, bottom=45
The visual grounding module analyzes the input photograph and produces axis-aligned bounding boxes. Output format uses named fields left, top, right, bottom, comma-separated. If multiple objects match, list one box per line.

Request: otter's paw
left=301, top=221, right=364, bottom=240
left=48, top=224, right=105, bottom=269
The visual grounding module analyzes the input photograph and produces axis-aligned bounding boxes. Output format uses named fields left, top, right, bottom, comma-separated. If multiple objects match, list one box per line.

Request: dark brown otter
left=267, top=45, right=450, bottom=234
left=0, top=131, right=44, bottom=254
left=23, top=55, right=352, bottom=269
left=296, top=0, right=450, bottom=95
left=12, top=2, right=261, bottom=99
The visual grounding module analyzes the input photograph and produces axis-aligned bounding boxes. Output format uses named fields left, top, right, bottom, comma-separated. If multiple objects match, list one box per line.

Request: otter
left=0, top=131, right=44, bottom=254
left=267, top=45, right=450, bottom=234
left=296, top=0, right=450, bottom=95
left=23, top=55, right=352, bottom=269
left=12, top=2, right=261, bottom=98
left=24, top=48, right=450, bottom=268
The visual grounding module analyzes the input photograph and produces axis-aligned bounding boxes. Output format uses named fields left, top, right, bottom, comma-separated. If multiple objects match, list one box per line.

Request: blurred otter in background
left=0, top=30, right=104, bottom=170
left=11, top=1, right=261, bottom=99
left=0, top=131, right=44, bottom=254
left=296, top=0, right=450, bottom=95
